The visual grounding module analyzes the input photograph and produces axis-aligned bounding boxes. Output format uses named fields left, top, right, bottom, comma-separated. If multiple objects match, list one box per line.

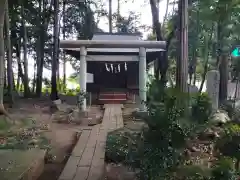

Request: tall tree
left=109, top=0, right=112, bottom=33
left=117, top=0, right=120, bottom=32
left=188, top=0, right=200, bottom=85
left=115, top=12, right=141, bottom=33
left=36, top=0, right=54, bottom=97
left=51, top=0, right=59, bottom=100
left=176, top=0, right=188, bottom=92
left=21, top=1, right=30, bottom=97
left=150, top=0, right=176, bottom=83
left=5, top=0, right=14, bottom=104
left=62, top=0, right=66, bottom=92
left=0, top=0, right=10, bottom=118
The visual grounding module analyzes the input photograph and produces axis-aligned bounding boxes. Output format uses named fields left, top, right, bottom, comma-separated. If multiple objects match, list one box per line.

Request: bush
left=138, top=81, right=213, bottom=179
left=210, top=157, right=237, bottom=180
left=191, top=92, right=212, bottom=123
left=175, top=165, right=211, bottom=180
left=66, top=90, right=76, bottom=96
left=215, top=123, right=240, bottom=170
left=136, top=84, right=196, bottom=179
left=107, top=80, right=213, bottom=180
left=0, top=119, right=10, bottom=131
left=105, top=130, right=140, bottom=167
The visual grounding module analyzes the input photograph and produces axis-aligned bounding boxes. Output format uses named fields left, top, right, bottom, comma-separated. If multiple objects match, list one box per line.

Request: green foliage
left=191, top=92, right=212, bottom=123
left=211, top=157, right=237, bottom=180
left=0, top=119, right=10, bottom=131
left=65, top=89, right=79, bottom=96
left=215, top=123, right=240, bottom=167
left=138, top=88, right=192, bottom=179
left=106, top=132, right=129, bottom=163
left=106, top=80, right=214, bottom=179
left=0, top=118, right=50, bottom=150
left=134, top=81, right=212, bottom=179
left=175, top=165, right=211, bottom=180
left=105, top=130, right=140, bottom=166
left=114, top=11, right=141, bottom=33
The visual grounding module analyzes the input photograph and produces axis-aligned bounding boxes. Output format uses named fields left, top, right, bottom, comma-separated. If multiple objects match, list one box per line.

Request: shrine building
left=60, top=32, right=166, bottom=111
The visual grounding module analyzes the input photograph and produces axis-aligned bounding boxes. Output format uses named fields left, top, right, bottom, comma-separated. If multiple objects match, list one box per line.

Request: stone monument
left=206, top=70, right=220, bottom=112
left=188, top=84, right=199, bottom=93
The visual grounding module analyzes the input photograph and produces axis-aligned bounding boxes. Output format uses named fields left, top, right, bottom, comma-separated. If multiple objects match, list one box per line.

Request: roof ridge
left=93, top=32, right=142, bottom=36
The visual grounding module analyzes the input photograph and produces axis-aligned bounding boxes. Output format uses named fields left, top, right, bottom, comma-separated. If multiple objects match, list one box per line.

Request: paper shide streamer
left=105, top=62, right=128, bottom=73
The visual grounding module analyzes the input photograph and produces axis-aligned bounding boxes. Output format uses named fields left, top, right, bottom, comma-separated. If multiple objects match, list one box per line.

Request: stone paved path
left=58, top=104, right=124, bottom=180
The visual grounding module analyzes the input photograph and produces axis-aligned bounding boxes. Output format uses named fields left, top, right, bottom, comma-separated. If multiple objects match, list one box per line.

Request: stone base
left=69, top=110, right=86, bottom=124
left=132, top=109, right=148, bottom=121
left=71, top=110, right=102, bottom=126
left=81, top=115, right=102, bottom=126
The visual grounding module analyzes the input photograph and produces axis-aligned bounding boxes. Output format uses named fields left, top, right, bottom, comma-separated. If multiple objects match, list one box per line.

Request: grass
left=0, top=118, right=11, bottom=131
left=0, top=117, right=50, bottom=150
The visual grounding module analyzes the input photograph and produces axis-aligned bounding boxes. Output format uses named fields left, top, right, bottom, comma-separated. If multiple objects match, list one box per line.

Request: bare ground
left=3, top=98, right=103, bottom=180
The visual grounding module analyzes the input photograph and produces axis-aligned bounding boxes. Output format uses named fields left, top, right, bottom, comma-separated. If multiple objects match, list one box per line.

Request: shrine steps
left=98, top=92, right=127, bottom=104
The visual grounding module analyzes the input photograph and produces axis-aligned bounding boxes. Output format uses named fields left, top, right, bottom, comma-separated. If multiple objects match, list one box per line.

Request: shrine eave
left=60, top=40, right=166, bottom=49
left=63, top=47, right=165, bottom=53
left=64, top=49, right=160, bottom=63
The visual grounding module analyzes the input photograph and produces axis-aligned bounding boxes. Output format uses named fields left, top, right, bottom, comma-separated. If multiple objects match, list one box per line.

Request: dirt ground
left=3, top=97, right=102, bottom=180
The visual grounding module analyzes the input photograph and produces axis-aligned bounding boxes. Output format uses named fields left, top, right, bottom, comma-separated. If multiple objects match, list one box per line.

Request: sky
left=28, top=0, right=171, bottom=85
left=98, top=0, right=170, bottom=36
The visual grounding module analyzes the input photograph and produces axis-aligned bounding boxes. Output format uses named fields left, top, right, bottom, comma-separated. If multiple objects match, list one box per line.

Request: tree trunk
left=150, top=0, right=163, bottom=81
left=0, top=0, right=11, bottom=119
left=21, top=3, right=29, bottom=97
left=62, top=0, right=66, bottom=92
left=117, top=0, right=120, bottom=32
left=36, top=0, right=44, bottom=97
left=36, top=0, right=54, bottom=97
left=16, top=75, right=20, bottom=91
left=163, top=0, right=169, bottom=24
left=199, top=50, right=209, bottom=93
left=189, top=6, right=199, bottom=85
left=109, top=0, right=112, bottom=33
left=16, top=41, right=25, bottom=88
left=217, top=19, right=228, bottom=103
left=219, top=55, right=228, bottom=102
left=150, top=0, right=176, bottom=84
left=51, top=0, right=59, bottom=100
left=199, top=25, right=214, bottom=92
left=36, top=37, right=44, bottom=96
left=176, top=0, right=188, bottom=92
left=4, top=67, right=7, bottom=88
left=32, top=61, right=36, bottom=93
left=0, top=0, right=6, bottom=104
left=150, top=0, right=162, bottom=41
left=4, top=0, right=14, bottom=104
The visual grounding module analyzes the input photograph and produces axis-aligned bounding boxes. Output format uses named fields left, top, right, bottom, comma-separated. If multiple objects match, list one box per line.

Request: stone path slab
left=58, top=104, right=124, bottom=180
left=0, top=149, right=46, bottom=180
